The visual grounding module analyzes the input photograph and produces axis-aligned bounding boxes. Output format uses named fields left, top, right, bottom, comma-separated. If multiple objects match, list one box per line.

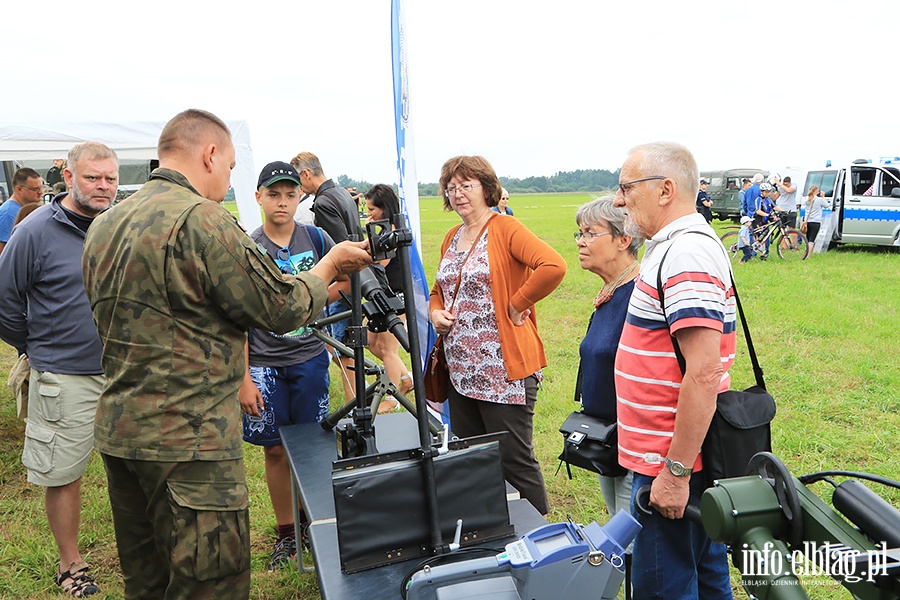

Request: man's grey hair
left=752, top=173, right=765, bottom=183
left=628, top=141, right=699, bottom=201
left=576, top=195, right=644, bottom=257
left=67, top=141, right=118, bottom=170
left=290, top=152, right=324, bottom=177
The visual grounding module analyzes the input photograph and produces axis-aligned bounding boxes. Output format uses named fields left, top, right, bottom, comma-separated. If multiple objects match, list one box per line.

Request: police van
left=804, top=158, right=900, bottom=247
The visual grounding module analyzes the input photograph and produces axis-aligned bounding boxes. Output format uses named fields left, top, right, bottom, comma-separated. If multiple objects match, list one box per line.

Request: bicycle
left=720, top=213, right=810, bottom=262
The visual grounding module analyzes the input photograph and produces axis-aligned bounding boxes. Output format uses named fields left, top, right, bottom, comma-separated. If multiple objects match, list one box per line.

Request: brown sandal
left=56, top=561, right=99, bottom=597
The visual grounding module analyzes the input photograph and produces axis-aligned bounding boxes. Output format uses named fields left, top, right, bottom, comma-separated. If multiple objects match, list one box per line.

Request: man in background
left=0, top=141, right=119, bottom=597
left=0, top=167, right=44, bottom=254
left=696, top=178, right=713, bottom=222
left=773, top=175, right=798, bottom=227
left=741, top=173, right=764, bottom=218
left=613, top=141, right=735, bottom=599
left=83, top=110, right=372, bottom=599
left=46, top=158, right=66, bottom=187
left=737, top=178, right=751, bottom=219
left=291, top=151, right=389, bottom=404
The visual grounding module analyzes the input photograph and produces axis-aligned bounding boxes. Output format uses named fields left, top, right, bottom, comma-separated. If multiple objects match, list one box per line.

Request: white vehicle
left=803, top=158, right=900, bottom=247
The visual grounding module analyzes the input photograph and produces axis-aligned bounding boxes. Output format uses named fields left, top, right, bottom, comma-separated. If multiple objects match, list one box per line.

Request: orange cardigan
left=429, top=215, right=566, bottom=381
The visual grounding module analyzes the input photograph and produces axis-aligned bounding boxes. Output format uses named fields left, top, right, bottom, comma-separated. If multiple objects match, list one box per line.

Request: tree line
left=337, top=168, right=621, bottom=197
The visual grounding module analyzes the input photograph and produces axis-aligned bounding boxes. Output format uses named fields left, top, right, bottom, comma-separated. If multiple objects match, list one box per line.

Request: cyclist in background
left=753, top=183, right=776, bottom=258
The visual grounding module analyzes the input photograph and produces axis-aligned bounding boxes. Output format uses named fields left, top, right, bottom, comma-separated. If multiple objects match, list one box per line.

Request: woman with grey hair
left=573, top=195, right=643, bottom=518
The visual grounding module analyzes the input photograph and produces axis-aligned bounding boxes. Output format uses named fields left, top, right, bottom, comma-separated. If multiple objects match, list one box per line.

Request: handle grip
left=634, top=485, right=702, bottom=523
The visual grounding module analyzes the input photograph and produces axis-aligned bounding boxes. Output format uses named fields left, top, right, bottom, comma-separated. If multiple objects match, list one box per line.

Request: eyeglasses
left=617, top=176, right=666, bottom=195
left=573, top=230, right=612, bottom=242
left=444, top=182, right=481, bottom=198
left=20, top=185, right=43, bottom=193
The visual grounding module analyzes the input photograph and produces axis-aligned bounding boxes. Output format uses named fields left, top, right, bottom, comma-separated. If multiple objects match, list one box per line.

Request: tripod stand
left=306, top=308, right=439, bottom=438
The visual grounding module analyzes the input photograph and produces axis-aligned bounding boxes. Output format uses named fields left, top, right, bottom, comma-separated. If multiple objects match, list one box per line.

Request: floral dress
left=436, top=228, right=528, bottom=405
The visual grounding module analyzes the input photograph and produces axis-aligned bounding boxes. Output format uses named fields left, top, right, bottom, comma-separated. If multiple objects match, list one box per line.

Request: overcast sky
left=3, top=0, right=898, bottom=185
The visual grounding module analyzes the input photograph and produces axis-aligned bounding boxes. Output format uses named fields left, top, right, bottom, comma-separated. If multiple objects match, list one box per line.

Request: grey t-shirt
left=776, top=186, right=798, bottom=212
left=248, top=224, right=334, bottom=367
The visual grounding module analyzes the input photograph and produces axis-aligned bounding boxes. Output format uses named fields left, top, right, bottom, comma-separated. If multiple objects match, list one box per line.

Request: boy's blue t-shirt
left=247, top=224, right=334, bottom=367
left=737, top=224, right=752, bottom=248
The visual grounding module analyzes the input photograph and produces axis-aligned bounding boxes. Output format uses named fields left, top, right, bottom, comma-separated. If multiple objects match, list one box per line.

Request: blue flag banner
left=391, top=0, right=437, bottom=368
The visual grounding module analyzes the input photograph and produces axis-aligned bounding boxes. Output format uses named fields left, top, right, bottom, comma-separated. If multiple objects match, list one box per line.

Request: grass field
left=1, top=192, right=898, bottom=599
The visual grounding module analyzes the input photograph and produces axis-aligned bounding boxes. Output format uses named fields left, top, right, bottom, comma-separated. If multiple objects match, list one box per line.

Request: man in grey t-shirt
left=773, top=176, right=798, bottom=227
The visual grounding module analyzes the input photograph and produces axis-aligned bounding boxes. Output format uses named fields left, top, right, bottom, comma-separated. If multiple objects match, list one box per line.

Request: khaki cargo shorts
left=22, top=370, right=103, bottom=487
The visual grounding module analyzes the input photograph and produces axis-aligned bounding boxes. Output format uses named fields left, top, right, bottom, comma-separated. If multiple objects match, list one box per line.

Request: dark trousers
left=806, top=221, right=822, bottom=244
left=782, top=211, right=797, bottom=228
left=102, top=454, right=251, bottom=600
left=448, top=375, right=549, bottom=514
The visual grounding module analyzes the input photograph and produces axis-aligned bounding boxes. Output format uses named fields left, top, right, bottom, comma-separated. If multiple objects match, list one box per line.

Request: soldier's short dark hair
left=13, top=167, right=42, bottom=188
left=158, top=109, right=232, bottom=157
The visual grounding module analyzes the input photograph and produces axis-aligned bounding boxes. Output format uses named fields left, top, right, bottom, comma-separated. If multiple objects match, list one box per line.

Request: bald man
left=83, top=109, right=372, bottom=599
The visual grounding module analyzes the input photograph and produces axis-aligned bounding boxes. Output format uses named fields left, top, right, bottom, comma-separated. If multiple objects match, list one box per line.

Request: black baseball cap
left=257, top=161, right=301, bottom=188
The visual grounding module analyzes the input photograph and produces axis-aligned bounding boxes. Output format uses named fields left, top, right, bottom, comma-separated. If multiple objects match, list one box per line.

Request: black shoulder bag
left=656, top=231, right=776, bottom=487
left=557, top=313, right=627, bottom=479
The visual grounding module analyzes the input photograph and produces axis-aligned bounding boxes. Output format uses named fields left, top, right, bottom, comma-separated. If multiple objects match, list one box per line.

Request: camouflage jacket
left=83, top=168, right=328, bottom=462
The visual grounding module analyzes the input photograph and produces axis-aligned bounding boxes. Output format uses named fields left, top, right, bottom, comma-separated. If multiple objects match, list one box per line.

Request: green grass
left=2, top=192, right=898, bottom=599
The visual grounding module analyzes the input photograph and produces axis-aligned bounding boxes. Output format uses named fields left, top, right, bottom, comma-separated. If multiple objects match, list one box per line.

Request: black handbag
left=656, top=231, right=776, bottom=486
left=557, top=312, right=627, bottom=479
left=558, top=410, right=625, bottom=478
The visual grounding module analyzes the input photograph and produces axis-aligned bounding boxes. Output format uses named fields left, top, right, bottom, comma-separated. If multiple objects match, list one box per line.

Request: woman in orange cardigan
left=429, top=156, right=565, bottom=515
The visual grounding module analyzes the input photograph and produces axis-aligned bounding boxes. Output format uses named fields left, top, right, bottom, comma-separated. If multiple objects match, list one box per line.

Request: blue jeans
left=630, top=472, right=733, bottom=599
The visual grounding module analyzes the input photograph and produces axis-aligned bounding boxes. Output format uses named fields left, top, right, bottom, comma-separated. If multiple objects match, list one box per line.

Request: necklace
left=460, top=216, right=490, bottom=243
left=594, top=261, right=639, bottom=308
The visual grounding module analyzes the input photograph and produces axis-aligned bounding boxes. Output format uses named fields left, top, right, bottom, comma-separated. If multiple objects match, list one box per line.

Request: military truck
left=700, top=168, right=767, bottom=221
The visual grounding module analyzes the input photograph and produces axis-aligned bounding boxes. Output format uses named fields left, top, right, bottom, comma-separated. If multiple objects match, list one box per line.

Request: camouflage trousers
left=102, top=454, right=251, bottom=600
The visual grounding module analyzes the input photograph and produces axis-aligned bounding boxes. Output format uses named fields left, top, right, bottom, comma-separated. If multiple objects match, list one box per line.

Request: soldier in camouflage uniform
left=82, top=109, right=372, bottom=599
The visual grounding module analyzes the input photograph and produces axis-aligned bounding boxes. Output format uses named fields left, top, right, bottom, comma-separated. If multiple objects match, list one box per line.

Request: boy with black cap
left=238, top=161, right=349, bottom=570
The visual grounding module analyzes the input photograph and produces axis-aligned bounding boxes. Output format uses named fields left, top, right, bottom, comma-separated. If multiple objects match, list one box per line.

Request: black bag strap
left=654, top=230, right=766, bottom=391
left=572, top=312, right=595, bottom=404
left=563, top=313, right=594, bottom=479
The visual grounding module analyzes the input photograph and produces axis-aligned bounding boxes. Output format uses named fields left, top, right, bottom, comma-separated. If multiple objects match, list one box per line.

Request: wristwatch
left=664, top=457, right=693, bottom=477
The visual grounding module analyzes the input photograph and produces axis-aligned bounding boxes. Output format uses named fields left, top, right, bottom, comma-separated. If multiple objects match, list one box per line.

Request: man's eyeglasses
left=444, top=183, right=481, bottom=198
left=617, top=176, right=666, bottom=195
left=573, top=230, right=612, bottom=242
left=19, top=185, right=43, bottom=193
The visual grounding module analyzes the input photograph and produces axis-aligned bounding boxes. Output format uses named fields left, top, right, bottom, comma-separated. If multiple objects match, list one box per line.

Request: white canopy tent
left=0, top=121, right=261, bottom=231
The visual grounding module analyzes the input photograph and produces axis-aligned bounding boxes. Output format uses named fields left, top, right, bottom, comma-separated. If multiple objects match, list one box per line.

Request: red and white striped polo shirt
left=615, top=214, right=737, bottom=477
